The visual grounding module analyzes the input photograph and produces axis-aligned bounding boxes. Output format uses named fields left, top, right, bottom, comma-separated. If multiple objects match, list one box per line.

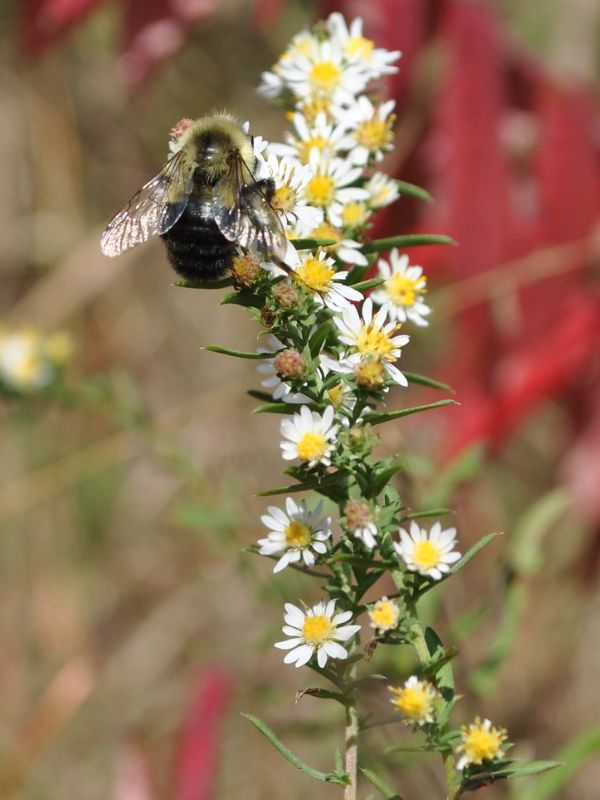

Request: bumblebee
left=100, top=113, right=288, bottom=281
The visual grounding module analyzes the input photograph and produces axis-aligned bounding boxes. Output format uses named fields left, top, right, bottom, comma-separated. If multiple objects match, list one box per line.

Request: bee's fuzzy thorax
left=179, top=112, right=256, bottom=184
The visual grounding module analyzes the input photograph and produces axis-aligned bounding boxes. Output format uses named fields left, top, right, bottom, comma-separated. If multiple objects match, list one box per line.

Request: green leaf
left=351, top=277, right=385, bottom=292
left=291, top=238, right=337, bottom=250
left=204, top=344, right=264, bottom=359
left=221, top=291, right=263, bottom=307
left=309, top=321, right=333, bottom=356
left=504, top=761, right=561, bottom=779
left=424, top=627, right=455, bottom=695
left=516, top=723, right=600, bottom=800
left=175, top=276, right=233, bottom=289
left=402, top=507, right=452, bottom=521
left=362, top=234, right=456, bottom=254
left=370, top=458, right=405, bottom=496
left=258, top=470, right=349, bottom=497
left=450, top=531, right=502, bottom=575
left=404, top=372, right=454, bottom=392
left=360, top=767, right=406, bottom=800
left=364, top=399, right=457, bottom=426
left=242, top=713, right=347, bottom=785
left=247, top=389, right=275, bottom=403
left=253, top=402, right=296, bottom=414
left=395, top=180, right=433, bottom=202
left=509, top=488, right=572, bottom=577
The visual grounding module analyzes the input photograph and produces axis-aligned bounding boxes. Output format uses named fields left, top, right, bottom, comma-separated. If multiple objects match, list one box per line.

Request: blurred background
left=1, top=0, right=600, bottom=798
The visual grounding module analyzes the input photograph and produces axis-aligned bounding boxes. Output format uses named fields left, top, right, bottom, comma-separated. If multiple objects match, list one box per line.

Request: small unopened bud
left=272, top=282, right=300, bottom=309
left=274, top=349, right=307, bottom=379
left=354, top=356, right=386, bottom=389
left=261, top=306, right=276, bottom=326
left=170, top=118, right=194, bottom=141
left=345, top=499, right=374, bottom=532
left=232, top=254, right=261, bottom=287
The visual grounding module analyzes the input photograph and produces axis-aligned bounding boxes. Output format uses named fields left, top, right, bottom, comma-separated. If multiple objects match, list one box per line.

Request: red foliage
left=19, top=0, right=106, bottom=56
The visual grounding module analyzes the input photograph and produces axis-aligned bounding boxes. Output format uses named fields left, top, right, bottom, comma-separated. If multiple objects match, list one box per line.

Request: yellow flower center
left=284, top=520, right=312, bottom=547
left=273, top=183, right=298, bottom=212
left=412, top=540, right=442, bottom=570
left=356, top=117, right=395, bottom=152
left=310, top=60, right=341, bottom=93
left=341, top=202, right=369, bottom=228
left=297, top=135, right=327, bottom=163
left=327, top=382, right=346, bottom=408
left=354, top=357, right=386, bottom=388
left=390, top=685, right=434, bottom=722
left=305, top=174, right=336, bottom=207
left=355, top=324, right=395, bottom=360
left=12, top=354, right=44, bottom=385
left=297, top=432, right=327, bottom=462
left=295, top=256, right=335, bottom=292
left=462, top=722, right=507, bottom=764
left=281, top=35, right=317, bottom=62
left=386, top=274, right=426, bottom=307
left=298, top=98, right=332, bottom=124
left=346, top=35, right=374, bottom=59
left=303, top=614, right=333, bottom=644
left=371, top=601, right=398, bottom=630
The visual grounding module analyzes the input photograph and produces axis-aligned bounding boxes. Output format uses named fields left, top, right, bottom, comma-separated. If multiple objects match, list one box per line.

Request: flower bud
left=261, top=306, right=276, bottom=326
left=274, top=349, right=307, bottom=379
left=345, top=499, right=374, bottom=532
left=272, top=282, right=300, bottom=309
left=232, top=254, right=261, bottom=287
left=354, top=356, right=386, bottom=389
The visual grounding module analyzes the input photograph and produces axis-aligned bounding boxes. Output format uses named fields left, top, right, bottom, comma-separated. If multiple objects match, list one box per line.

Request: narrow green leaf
left=253, top=402, right=296, bottom=414
left=424, top=627, right=455, bottom=695
left=360, top=767, right=406, bottom=800
left=258, top=470, right=349, bottom=497
left=351, top=277, right=385, bottom=292
left=309, top=321, right=333, bottom=356
left=291, top=238, right=337, bottom=250
left=362, top=234, right=456, bottom=254
left=364, top=399, right=457, bottom=426
left=296, top=687, right=347, bottom=705
left=503, top=761, right=561, bottom=779
left=450, top=532, right=502, bottom=575
left=175, top=276, right=233, bottom=289
left=204, top=344, right=264, bottom=360
left=370, top=458, right=405, bottom=495
left=243, top=713, right=346, bottom=784
left=247, top=389, right=274, bottom=402
left=221, top=291, right=263, bottom=307
left=404, top=372, right=454, bottom=392
left=402, top=507, right=452, bottom=521
left=395, top=180, right=433, bottom=202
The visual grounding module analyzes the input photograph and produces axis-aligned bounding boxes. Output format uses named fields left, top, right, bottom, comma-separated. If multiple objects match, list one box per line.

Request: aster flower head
left=257, top=336, right=310, bottom=404
left=258, top=497, right=332, bottom=573
left=344, top=498, right=378, bottom=548
left=371, top=250, right=431, bottom=326
left=0, top=329, right=55, bottom=392
left=280, top=404, right=338, bottom=466
left=389, top=677, right=439, bottom=726
left=292, top=250, right=363, bottom=311
left=274, top=599, right=361, bottom=668
left=333, top=298, right=410, bottom=387
left=258, top=152, right=324, bottom=233
left=336, top=96, right=397, bottom=165
left=369, top=597, right=400, bottom=633
left=365, top=171, right=401, bottom=209
left=268, top=111, right=350, bottom=165
left=325, top=13, right=401, bottom=80
left=303, top=152, right=368, bottom=212
left=457, top=718, right=508, bottom=770
left=394, top=521, right=461, bottom=580
left=301, top=221, right=369, bottom=267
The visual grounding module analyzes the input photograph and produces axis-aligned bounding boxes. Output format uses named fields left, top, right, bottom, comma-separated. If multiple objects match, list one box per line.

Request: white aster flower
left=456, top=718, right=508, bottom=770
left=324, top=379, right=359, bottom=426
left=268, top=111, right=350, bottom=165
left=274, top=599, right=361, bottom=668
left=333, top=298, right=410, bottom=387
left=365, top=172, right=400, bottom=209
left=389, top=676, right=439, bottom=726
left=369, top=597, right=401, bottom=633
left=394, top=521, right=461, bottom=580
left=325, top=13, right=401, bottom=80
left=292, top=250, right=363, bottom=311
left=0, top=329, right=54, bottom=392
left=258, top=152, right=324, bottom=233
left=257, top=30, right=322, bottom=99
left=371, top=250, right=431, bottom=326
left=280, top=404, right=338, bottom=466
left=303, top=151, right=368, bottom=213
left=328, top=201, right=371, bottom=233
left=256, top=336, right=310, bottom=404
left=276, top=39, right=371, bottom=107
left=336, top=96, right=396, bottom=165
left=258, top=497, right=332, bottom=573
left=296, top=220, right=368, bottom=267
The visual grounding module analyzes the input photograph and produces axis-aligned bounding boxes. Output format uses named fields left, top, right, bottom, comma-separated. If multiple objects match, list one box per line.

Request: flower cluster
left=0, top=327, right=73, bottom=394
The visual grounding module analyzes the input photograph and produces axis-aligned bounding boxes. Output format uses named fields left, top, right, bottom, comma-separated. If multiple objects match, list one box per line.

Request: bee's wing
left=212, top=156, right=289, bottom=263
left=100, top=150, right=195, bottom=257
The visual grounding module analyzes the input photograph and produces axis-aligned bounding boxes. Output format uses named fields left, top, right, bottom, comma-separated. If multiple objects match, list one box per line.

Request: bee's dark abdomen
left=160, top=195, right=236, bottom=282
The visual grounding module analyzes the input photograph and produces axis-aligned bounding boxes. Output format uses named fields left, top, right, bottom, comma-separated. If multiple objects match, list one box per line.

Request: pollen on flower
left=354, top=356, right=387, bottom=389
left=232, top=253, right=261, bottom=287
left=284, top=520, right=312, bottom=547
left=356, top=116, right=395, bottom=152
left=412, top=539, right=442, bottom=570
left=297, top=431, right=327, bottom=462
left=356, top=324, right=396, bottom=360
left=169, top=117, right=193, bottom=140
left=369, top=597, right=400, bottom=633
left=389, top=677, right=438, bottom=726
left=386, top=273, right=426, bottom=307
left=295, top=255, right=335, bottom=292
left=305, top=174, right=336, bottom=207
left=274, top=349, right=306, bottom=379
left=297, top=135, right=328, bottom=163
left=272, top=282, right=300, bottom=308
left=272, top=183, right=298, bottom=213
left=303, top=614, right=333, bottom=643
left=310, top=60, right=341, bottom=93
left=458, top=718, right=508, bottom=768
left=341, top=202, right=369, bottom=228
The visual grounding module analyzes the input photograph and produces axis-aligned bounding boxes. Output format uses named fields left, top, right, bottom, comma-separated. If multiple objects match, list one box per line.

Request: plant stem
left=343, top=691, right=359, bottom=800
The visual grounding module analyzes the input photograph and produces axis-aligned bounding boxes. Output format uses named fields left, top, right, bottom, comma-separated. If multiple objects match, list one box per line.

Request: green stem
left=343, top=684, right=359, bottom=800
